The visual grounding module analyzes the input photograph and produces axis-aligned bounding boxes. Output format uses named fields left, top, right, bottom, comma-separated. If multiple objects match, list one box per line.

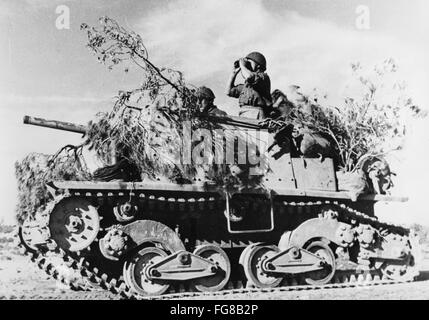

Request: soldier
left=196, top=86, right=227, bottom=117
left=226, top=51, right=272, bottom=119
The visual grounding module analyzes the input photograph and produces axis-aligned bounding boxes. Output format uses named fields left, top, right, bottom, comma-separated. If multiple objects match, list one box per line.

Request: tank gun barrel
left=23, top=115, right=87, bottom=134
left=23, top=114, right=264, bottom=134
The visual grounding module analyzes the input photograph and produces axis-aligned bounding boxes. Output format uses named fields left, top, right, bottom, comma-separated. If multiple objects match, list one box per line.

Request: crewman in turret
left=226, top=51, right=272, bottom=119
left=196, top=86, right=227, bottom=117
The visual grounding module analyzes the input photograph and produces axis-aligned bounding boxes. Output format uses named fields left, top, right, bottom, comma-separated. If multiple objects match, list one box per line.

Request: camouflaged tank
left=17, top=115, right=422, bottom=298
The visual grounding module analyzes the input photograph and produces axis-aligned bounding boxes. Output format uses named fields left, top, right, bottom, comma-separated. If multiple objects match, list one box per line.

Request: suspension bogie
left=17, top=183, right=422, bottom=298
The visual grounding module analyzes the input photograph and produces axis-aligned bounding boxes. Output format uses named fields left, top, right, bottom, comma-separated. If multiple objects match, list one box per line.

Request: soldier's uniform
left=228, top=72, right=271, bottom=119
left=227, top=52, right=272, bottom=119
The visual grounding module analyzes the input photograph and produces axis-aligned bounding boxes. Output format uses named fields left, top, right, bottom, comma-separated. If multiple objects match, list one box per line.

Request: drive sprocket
left=49, top=197, right=100, bottom=252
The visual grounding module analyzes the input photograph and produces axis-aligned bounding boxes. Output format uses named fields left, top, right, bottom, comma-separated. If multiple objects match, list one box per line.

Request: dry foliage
left=80, top=17, right=264, bottom=185
left=15, top=152, right=90, bottom=223
left=79, top=17, right=198, bottom=179
left=272, top=58, right=425, bottom=172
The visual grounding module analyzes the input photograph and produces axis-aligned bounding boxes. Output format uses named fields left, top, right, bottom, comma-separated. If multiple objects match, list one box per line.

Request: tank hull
left=16, top=179, right=419, bottom=298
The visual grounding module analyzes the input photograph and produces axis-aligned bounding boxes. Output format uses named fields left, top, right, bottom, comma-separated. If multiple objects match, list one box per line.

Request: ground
left=1, top=226, right=429, bottom=300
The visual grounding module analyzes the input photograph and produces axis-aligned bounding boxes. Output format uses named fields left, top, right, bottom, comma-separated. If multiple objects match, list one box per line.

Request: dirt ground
left=1, top=228, right=429, bottom=300
left=193, top=273, right=429, bottom=300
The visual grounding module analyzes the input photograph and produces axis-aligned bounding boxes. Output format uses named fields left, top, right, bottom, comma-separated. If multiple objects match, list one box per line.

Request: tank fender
left=122, top=220, right=185, bottom=253
left=278, top=218, right=354, bottom=250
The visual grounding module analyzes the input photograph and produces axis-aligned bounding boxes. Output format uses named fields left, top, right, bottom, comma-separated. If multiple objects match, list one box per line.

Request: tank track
left=16, top=194, right=422, bottom=300
left=15, top=235, right=416, bottom=300
left=15, top=243, right=90, bottom=291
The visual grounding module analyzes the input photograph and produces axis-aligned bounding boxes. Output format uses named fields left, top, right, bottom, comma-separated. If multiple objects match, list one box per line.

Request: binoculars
left=234, top=58, right=249, bottom=69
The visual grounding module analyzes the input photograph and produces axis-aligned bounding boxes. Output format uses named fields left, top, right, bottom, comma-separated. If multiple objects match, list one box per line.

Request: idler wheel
left=49, top=197, right=100, bottom=252
left=380, top=254, right=418, bottom=281
left=124, top=246, right=170, bottom=296
left=303, top=240, right=336, bottom=285
left=380, top=263, right=408, bottom=281
left=242, top=245, right=282, bottom=288
left=190, top=245, right=231, bottom=292
left=378, top=233, right=421, bottom=281
left=18, top=218, right=42, bottom=253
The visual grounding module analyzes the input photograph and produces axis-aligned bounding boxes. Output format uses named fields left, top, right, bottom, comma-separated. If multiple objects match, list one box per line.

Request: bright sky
left=0, top=0, right=428, bottom=225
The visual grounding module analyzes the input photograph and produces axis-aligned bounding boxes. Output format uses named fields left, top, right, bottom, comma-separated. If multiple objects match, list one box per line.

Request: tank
left=17, top=114, right=422, bottom=298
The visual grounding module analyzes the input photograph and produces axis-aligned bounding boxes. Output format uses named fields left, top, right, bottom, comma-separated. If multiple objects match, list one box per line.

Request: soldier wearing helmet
left=196, top=86, right=227, bottom=117
left=226, top=51, right=272, bottom=119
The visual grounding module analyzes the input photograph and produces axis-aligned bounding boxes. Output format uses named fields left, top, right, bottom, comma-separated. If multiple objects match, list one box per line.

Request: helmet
left=245, top=52, right=266, bottom=70
left=196, top=86, right=215, bottom=100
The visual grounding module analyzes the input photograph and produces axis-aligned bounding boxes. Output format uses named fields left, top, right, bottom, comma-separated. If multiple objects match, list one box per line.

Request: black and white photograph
left=0, top=0, right=429, bottom=305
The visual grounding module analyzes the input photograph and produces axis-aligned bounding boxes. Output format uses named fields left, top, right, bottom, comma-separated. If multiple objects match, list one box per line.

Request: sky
left=0, top=0, right=428, bottom=225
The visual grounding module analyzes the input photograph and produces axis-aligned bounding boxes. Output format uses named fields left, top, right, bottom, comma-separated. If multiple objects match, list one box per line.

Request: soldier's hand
left=239, top=58, right=247, bottom=68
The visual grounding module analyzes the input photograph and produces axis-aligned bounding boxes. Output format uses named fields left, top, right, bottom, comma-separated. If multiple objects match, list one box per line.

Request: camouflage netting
left=15, top=17, right=425, bottom=223
left=84, top=93, right=266, bottom=186
left=15, top=152, right=91, bottom=224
